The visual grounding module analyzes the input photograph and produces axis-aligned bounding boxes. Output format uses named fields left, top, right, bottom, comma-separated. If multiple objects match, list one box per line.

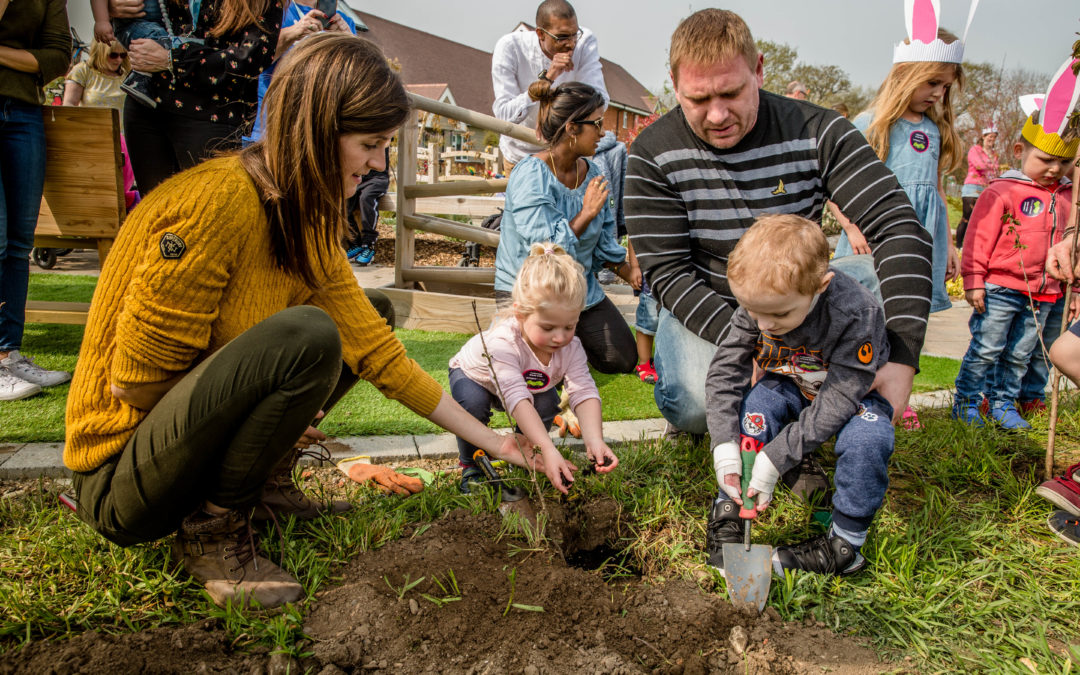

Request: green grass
left=3, top=408, right=1080, bottom=670
left=9, top=274, right=658, bottom=443
left=912, top=354, right=961, bottom=394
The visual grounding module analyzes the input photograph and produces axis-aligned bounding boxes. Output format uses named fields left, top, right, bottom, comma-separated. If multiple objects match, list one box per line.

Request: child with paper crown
left=952, top=57, right=1079, bottom=430
left=830, top=0, right=977, bottom=430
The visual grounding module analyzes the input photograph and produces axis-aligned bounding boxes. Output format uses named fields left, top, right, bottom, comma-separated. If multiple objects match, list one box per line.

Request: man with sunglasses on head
left=491, top=0, right=608, bottom=174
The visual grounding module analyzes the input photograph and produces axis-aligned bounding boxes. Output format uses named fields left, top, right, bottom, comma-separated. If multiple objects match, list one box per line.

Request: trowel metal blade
left=722, top=543, right=773, bottom=613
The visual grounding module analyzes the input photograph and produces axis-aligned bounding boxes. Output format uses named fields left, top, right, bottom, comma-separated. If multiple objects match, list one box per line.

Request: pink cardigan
left=963, top=144, right=998, bottom=187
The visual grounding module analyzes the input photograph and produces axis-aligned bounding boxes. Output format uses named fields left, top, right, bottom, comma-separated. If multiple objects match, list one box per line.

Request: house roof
left=342, top=8, right=654, bottom=117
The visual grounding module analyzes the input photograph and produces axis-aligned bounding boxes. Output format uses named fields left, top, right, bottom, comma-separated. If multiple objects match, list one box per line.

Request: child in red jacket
left=954, top=97, right=1077, bottom=429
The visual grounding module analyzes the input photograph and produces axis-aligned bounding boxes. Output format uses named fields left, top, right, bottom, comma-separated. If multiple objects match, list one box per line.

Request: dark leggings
left=73, top=306, right=357, bottom=547
left=495, top=291, right=637, bottom=374
left=123, top=97, right=241, bottom=195
left=955, top=196, right=979, bottom=247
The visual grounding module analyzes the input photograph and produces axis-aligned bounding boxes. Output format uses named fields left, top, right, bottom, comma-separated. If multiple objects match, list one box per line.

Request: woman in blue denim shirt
left=495, top=80, right=636, bottom=374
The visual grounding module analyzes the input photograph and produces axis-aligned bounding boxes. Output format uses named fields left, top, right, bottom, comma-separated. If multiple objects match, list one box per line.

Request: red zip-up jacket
left=961, top=170, right=1073, bottom=299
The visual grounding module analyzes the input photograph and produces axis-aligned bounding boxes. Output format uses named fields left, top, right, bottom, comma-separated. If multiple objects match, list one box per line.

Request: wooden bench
left=26, top=106, right=125, bottom=325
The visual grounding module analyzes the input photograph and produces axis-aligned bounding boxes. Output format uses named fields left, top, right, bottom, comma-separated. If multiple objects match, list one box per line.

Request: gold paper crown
left=1022, top=114, right=1080, bottom=158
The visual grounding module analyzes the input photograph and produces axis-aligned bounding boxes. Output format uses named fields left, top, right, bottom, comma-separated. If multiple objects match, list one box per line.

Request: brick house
left=341, top=8, right=656, bottom=149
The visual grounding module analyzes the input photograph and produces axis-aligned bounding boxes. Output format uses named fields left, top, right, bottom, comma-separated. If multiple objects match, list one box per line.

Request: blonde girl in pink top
left=449, top=242, right=618, bottom=495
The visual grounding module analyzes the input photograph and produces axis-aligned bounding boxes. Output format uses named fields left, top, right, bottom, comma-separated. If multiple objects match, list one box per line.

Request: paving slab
left=0, top=443, right=67, bottom=479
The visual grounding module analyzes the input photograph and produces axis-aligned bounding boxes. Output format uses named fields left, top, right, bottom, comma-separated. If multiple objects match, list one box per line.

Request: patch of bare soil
left=303, top=502, right=887, bottom=675
left=0, top=490, right=888, bottom=674
left=371, top=222, right=495, bottom=268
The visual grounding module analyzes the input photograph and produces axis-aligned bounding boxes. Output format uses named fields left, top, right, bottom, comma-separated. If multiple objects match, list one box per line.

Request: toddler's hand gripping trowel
left=722, top=445, right=773, bottom=613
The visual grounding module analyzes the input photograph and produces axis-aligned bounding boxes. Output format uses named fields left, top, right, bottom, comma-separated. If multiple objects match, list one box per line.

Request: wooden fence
left=379, top=94, right=535, bottom=332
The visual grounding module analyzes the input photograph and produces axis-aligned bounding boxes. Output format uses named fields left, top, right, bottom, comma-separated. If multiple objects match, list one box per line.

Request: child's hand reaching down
left=585, top=441, right=618, bottom=473
left=94, top=19, right=116, bottom=45
left=542, top=446, right=578, bottom=495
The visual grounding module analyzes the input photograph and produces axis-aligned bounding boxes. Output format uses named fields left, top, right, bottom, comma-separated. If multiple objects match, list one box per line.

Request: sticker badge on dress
left=742, top=412, right=766, bottom=436
left=159, top=232, right=186, bottom=259
left=521, top=369, right=550, bottom=390
left=909, top=130, right=929, bottom=153
left=1020, top=197, right=1044, bottom=217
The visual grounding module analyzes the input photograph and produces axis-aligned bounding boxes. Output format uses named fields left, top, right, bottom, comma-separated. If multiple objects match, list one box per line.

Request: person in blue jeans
left=0, top=0, right=73, bottom=402
left=706, top=215, right=894, bottom=577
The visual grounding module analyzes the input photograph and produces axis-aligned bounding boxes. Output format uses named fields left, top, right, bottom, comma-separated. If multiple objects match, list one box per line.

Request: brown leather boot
left=251, top=448, right=352, bottom=521
left=171, top=508, right=303, bottom=609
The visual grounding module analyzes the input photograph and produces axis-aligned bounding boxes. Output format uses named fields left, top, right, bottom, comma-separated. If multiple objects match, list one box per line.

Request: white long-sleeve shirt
left=490, top=26, right=609, bottom=164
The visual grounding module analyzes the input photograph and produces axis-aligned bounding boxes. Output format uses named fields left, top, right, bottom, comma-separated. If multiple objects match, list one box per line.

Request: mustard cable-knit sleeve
left=308, top=252, right=444, bottom=417
left=110, top=166, right=256, bottom=389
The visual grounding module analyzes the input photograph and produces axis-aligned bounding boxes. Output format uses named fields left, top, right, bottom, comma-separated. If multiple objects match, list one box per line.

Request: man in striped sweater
left=625, top=9, right=933, bottom=442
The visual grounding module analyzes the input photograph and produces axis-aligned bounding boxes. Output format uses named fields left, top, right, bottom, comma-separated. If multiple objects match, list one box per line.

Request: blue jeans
left=734, top=374, right=894, bottom=532
left=955, top=284, right=1053, bottom=408
left=0, top=96, right=45, bottom=352
left=448, top=367, right=560, bottom=466
left=828, top=255, right=884, bottom=305
left=1019, top=296, right=1064, bottom=402
left=634, top=290, right=658, bottom=336
left=652, top=309, right=716, bottom=435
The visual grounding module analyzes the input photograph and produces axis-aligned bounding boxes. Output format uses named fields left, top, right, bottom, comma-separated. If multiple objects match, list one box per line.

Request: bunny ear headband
left=893, top=0, right=980, bottom=64
left=1020, top=57, right=1080, bottom=157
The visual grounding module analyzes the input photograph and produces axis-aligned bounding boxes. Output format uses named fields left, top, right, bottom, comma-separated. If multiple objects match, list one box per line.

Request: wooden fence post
left=395, top=113, right=419, bottom=289
left=427, top=142, right=439, bottom=184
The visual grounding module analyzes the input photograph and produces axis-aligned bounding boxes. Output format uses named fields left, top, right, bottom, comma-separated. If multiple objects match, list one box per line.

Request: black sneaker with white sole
left=121, top=71, right=158, bottom=109
left=705, top=499, right=743, bottom=574
left=771, top=532, right=866, bottom=577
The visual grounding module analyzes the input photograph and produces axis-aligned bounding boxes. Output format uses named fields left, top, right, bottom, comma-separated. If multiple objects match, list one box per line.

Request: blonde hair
left=865, top=29, right=964, bottom=175
left=727, top=214, right=829, bottom=296
left=512, top=243, right=587, bottom=315
left=88, top=39, right=130, bottom=77
left=669, top=9, right=758, bottom=87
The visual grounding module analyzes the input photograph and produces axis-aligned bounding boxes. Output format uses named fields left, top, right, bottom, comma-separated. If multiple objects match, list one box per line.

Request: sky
left=340, top=0, right=1079, bottom=94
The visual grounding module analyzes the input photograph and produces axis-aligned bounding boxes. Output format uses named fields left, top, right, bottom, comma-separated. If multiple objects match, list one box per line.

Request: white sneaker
left=0, top=367, right=42, bottom=401
left=0, top=350, right=71, bottom=387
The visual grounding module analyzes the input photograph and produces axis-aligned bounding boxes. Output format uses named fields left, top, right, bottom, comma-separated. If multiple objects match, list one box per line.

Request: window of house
left=622, top=111, right=629, bottom=129
left=451, top=132, right=465, bottom=151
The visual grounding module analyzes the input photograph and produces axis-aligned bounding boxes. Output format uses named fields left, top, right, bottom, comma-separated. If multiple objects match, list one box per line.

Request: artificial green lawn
left=10, top=274, right=966, bottom=443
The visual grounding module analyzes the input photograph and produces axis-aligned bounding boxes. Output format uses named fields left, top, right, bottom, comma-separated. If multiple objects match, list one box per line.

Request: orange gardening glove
left=346, top=463, right=424, bottom=495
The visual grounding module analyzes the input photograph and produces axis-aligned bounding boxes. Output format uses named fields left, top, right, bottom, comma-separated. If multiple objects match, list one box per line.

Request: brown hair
left=512, top=242, right=587, bottom=314
left=728, top=214, right=830, bottom=296
left=669, top=9, right=758, bottom=87
left=239, top=33, right=411, bottom=288
left=88, top=39, right=130, bottom=77
left=209, top=0, right=272, bottom=38
left=865, top=29, right=964, bottom=175
left=527, top=80, right=604, bottom=147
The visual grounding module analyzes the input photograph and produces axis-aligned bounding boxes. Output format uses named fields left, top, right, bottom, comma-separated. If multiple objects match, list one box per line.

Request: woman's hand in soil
left=965, top=289, right=985, bottom=313
left=542, top=446, right=578, bottom=495
left=585, top=442, right=618, bottom=473
left=346, top=463, right=423, bottom=495
left=128, top=39, right=170, bottom=72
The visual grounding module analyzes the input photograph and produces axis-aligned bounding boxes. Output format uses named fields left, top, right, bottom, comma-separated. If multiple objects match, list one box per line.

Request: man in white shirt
left=491, top=0, right=609, bottom=172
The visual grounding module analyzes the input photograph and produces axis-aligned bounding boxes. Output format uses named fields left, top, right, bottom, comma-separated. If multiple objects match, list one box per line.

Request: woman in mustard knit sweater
left=65, top=33, right=535, bottom=609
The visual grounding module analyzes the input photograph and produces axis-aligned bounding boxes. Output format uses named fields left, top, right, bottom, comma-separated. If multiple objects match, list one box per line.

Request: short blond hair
left=512, top=242, right=587, bottom=315
left=669, top=9, right=758, bottom=86
left=727, top=215, right=830, bottom=296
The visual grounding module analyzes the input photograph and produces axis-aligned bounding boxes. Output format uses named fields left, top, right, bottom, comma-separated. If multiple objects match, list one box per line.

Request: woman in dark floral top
left=115, top=0, right=283, bottom=193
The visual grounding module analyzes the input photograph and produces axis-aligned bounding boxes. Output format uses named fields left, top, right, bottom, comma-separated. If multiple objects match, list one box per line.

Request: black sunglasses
left=574, top=117, right=604, bottom=132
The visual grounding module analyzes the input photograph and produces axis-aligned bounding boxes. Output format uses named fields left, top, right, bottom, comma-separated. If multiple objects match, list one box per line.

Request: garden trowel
left=722, top=447, right=772, bottom=613
left=472, top=449, right=538, bottom=528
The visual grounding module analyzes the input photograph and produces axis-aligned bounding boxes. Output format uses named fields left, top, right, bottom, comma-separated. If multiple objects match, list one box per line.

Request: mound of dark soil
left=302, top=503, right=886, bottom=674
left=0, top=498, right=888, bottom=674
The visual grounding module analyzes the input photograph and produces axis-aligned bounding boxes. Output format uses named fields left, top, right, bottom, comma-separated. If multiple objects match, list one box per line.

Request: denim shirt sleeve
left=506, top=160, right=580, bottom=257
left=591, top=200, right=626, bottom=269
